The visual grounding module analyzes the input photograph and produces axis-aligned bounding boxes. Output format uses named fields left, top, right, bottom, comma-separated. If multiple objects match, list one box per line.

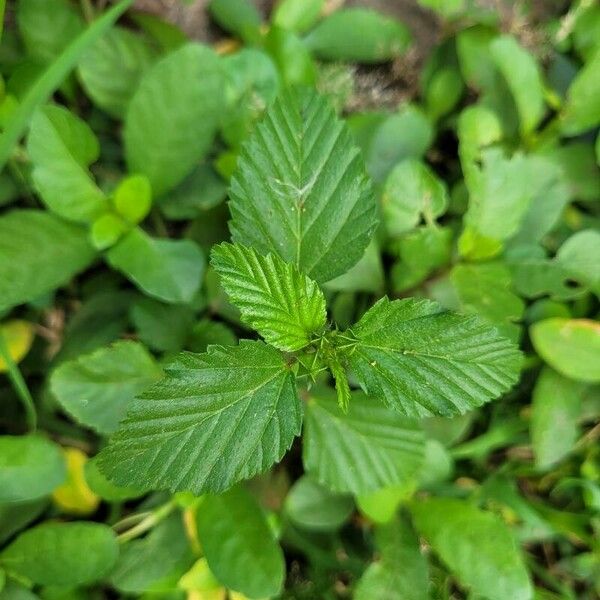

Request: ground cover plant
left=0, top=0, right=599, bottom=598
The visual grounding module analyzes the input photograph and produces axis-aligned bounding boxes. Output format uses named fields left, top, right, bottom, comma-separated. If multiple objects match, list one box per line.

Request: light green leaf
left=531, top=368, right=583, bottom=470
left=211, top=242, right=326, bottom=351
left=0, top=210, right=96, bottom=312
left=208, top=0, right=262, bottom=42
left=229, top=87, right=377, bottom=284
left=561, top=48, right=600, bottom=135
left=489, top=35, right=545, bottom=135
left=51, top=340, right=163, bottom=435
left=112, top=174, right=152, bottom=225
left=556, top=230, right=600, bottom=295
left=110, top=514, right=192, bottom=593
left=78, top=27, right=156, bottom=118
left=17, top=0, right=83, bottom=64
left=410, top=498, right=533, bottom=600
left=196, top=487, right=285, bottom=599
left=84, top=458, right=145, bottom=502
left=27, top=105, right=107, bottom=223
left=303, top=388, right=424, bottom=495
left=98, top=341, right=301, bottom=494
left=325, top=240, right=384, bottom=294
left=0, top=522, right=118, bottom=586
left=450, top=262, right=524, bottom=341
left=304, top=8, right=411, bottom=63
left=273, top=0, right=324, bottom=33
left=284, top=476, right=354, bottom=531
left=347, top=297, right=523, bottom=417
left=355, top=516, right=428, bottom=600
left=381, top=158, right=448, bottom=237
left=106, top=228, right=205, bottom=304
left=124, top=43, right=224, bottom=197
left=531, top=318, right=600, bottom=383
left=0, top=435, right=66, bottom=503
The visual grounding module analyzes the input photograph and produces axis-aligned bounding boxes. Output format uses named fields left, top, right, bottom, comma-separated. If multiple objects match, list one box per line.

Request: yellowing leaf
left=0, top=320, right=35, bottom=372
left=179, top=558, right=226, bottom=600
left=52, top=447, right=100, bottom=515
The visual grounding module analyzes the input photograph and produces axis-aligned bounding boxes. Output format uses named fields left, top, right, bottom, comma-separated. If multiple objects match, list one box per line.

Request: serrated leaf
left=196, top=487, right=285, bottom=598
left=98, top=341, right=301, bottom=494
left=78, top=27, right=156, bottom=118
left=0, top=210, right=96, bottom=312
left=229, top=87, right=377, bottom=283
left=0, top=522, right=118, bottom=586
left=124, top=43, right=224, bottom=196
left=0, top=435, right=66, bottom=503
left=303, top=389, right=424, bottom=495
left=347, top=297, right=523, bottom=417
left=51, top=340, right=163, bottom=435
left=410, top=498, right=533, bottom=600
left=27, top=105, right=107, bottom=223
left=211, top=242, right=326, bottom=351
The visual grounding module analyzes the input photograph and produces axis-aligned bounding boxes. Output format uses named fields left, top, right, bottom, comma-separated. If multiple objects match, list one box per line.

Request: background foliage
left=0, top=0, right=599, bottom=598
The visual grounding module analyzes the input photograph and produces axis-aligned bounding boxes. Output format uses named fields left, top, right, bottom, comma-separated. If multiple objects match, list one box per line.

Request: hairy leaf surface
left=229, top=87, right=377, bottom=283
left=348, top=298, right=523, bottom=417
left=211, top=242, right=326, bottom=351
left=98, top=341, right=301, bottom=494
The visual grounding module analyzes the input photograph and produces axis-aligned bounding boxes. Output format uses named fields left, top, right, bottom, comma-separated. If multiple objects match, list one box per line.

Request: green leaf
left=0, top=210, right=96, bottom=312
left=561, top=48, right=600, bottom=135
left=284, top=475, right=354, bottom=530
left=273, top=0, right=324, bottom=33
left=106, top=228, right=205, bottom=304
left=531, top=318, right=600, bottom=383
left=196, top=487, right=285, bottom=598
left=77, top=27, right=156, bottom=118
left=98, top=341, right=301, bottom=494
left=450, top=262, right=524, bottom=341
left=27, top=105, right=107, bottom=223
left=0, top=435, right=66, bottom=503
left=489, top=35, right=545, bottom=135
left=51, top=340, right=163, bottom=435
left=112, top=174, right=152, bottom=225
left=410, top=498, right=533, bottom=600
left=124, top=43, right=224, bottom=197
left=0, top=522, right=118, bottom=586
left=229, top=87, right=377, bottom=284
left=17, top=0, right=83, bottom=64
left=355, top=516, right=428, bottom=600
left=347, top=297, right=523, bottom=417
left=84, top=458, right=144, bottom=502
left=304, top=8, right=411, bottom=63
left=0, top=0, right=135, bottom=171
left=110, top=514, right=192, bottom=593
left=303, top=388, right=424, bottom=495
left=381, top=158, right=448, bottom=237
left=208, top=0, right=262, bottom=42
left=211, top=242, right=326, bottom=351
left=556, top=230, right=600, bottom=295
left=264, top=26, right=317, bottom=86
left=531, top=368, right=583, bottom=470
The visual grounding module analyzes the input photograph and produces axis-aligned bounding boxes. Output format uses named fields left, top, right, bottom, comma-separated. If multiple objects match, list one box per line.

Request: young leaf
left=303, top=389, right=425, bottom=495
left=124, top=43, right=224, bottom=197
left=196, top=487, right=285, bottom=599
left=410, top=498, right=533, bottom=600
left=347, top=297, right=523, bottom=417
left=211, top=242, right=327, bottom=351
left=106, top=228, right=205, bottom=304
left=531, top=318, right=600, bottom=383
left=0, top=210, right=96, bottom=312
left=51, top=341, right=163, bottom=435
left=0, top=522, right=118, bottom=586
left=229, top=87, right=377, bottom=283
left=0, top=435, right=66, bottom=503
left=27, top=105, right=107, bottom=223
left=98, top=341, right=302, bottom=494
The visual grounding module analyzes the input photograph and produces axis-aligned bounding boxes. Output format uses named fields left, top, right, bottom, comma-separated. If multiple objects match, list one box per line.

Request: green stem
left=0, top=0, right=6, bottom=44
left=0, top=331, right=37, bottom=431
left=116, top=501, right=176, bottom=543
